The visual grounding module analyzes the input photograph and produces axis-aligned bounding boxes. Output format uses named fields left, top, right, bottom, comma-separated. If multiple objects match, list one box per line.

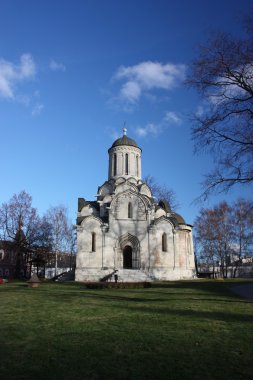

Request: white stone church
left=75, top=129, right=195, bottom=282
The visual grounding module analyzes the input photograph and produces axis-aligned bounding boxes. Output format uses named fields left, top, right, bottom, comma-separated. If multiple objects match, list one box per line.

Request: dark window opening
left=128, top=202, right=133, bottom=218
left=92, top=232, right=96, bottom=252
left=125, top=153, right=129, bottom=175
left=113, top=153, right=117, bottom=176
left=162, top=233, right=167, bottom=252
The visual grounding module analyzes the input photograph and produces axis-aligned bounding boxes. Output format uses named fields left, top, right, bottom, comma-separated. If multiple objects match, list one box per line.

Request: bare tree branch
left=186, top=17, right=253, bottom=197
left=143, top=175, right=179, bottom=210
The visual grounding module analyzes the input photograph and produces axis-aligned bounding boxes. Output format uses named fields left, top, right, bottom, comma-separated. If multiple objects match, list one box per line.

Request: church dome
left=109, top=128, right=141, bottom=151
left=111, top=135, right=139, bottom=148
left=172, top=212, right=186, bottom=225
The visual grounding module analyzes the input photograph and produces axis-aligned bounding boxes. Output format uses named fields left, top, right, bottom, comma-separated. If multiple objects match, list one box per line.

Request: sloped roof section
left=171, top=212, right=186, bottom=225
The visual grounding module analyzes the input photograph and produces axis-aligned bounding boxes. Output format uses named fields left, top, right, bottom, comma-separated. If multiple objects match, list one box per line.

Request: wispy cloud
left=31, top=102, right=44, bottom=116
left=136, top=123, right=161, bottom=137
left=112, top=61, right=186, bottom=106
left=164, top=111, right=182, bottom=125
left=120, top=81, right=141, bottom=103
left=49, top=59, right=66, bottom=72
left=0, top=54, right=67, bottom=117
left=136, top=111, right=182, bottom=137
left=0, top=53, right=36, bottom=99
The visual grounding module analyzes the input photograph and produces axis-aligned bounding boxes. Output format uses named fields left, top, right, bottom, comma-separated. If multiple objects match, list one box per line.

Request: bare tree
left=44, top=205, right=74, bottom=276
left=231, top=198, right=253, bottom=277
left=0, top=191, right=51, bottom=277
left=69, top=225, right=77, bottom=270
left=194, top=208, right=218, bottom=277
left=195, top=199, right=253, bottom=278
left=187, top=13, right=253, bottom=198
left=143, top=175, right=178, bottom=210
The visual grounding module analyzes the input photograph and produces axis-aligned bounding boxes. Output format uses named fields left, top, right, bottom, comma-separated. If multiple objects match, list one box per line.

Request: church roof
left=158, top=199, right=171, bottom=213
left=111, top=135, right=139, bottom=148
left=108, top=128, right=141, bottom=151
left=171, top=212, right=186, bottom=225
left=78, top=198, right=100, bottom=212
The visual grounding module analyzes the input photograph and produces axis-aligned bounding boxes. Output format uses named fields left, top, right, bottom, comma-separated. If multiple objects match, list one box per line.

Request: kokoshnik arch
left=75, top=129, right=195, bottom=282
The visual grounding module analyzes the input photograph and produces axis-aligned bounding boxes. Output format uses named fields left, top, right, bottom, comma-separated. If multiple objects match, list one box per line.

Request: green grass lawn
left=0, top=279, right=253, bottom=380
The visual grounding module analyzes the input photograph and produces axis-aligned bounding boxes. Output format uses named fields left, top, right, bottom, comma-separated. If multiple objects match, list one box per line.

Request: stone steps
left=117, top=269, right=153, bottom=282
left=55, top=270, right=75, bottom=282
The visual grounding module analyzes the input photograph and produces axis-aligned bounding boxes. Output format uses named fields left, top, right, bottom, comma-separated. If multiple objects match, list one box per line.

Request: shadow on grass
left=88, top=293, right=253, bottom=305
left=2, top=280, right=252, bottom=306
left=111, top=303, right=253, bottom=323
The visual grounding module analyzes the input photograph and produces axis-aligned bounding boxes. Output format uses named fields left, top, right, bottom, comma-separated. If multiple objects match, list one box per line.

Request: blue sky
left=0, top=0, right=252, bottom=225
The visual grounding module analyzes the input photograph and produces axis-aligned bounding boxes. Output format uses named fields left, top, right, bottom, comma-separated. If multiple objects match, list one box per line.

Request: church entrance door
left=123, top=245, right=132, bottom=269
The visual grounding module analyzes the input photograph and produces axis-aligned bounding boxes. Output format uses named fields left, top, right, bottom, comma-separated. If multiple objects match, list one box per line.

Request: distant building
left=75, top=129, right=195, bottom=282
left=0, top=241, right=18, bottom=278
left=197, top=255, right=253, bottom=278
left=0, top=239, right=34, bottom=279
left=0, top=240, right=74, bottom=279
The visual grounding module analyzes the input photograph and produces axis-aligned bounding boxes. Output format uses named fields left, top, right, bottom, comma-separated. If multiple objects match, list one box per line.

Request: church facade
left=75, top=130, right=195, bottom=282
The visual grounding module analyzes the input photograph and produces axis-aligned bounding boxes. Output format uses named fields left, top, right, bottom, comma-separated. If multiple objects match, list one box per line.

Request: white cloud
left=164, top=111, right=182, bottom=125
left=49, top=59, right=66, bottom=72
left=113, top=61, right=186, bottom=104
left=136, top=110, right=182, bottom=138
left=0, top=53, right=36, bottom=99
left=136, top=123, right=161, bottom=137
left=120, top=81, right=141, bottom=103
left=19, top=54, right=36, bottom=77
left=32, top=102, right=44, bottom=116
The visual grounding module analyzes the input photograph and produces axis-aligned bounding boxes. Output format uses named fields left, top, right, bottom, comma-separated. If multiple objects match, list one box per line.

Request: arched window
left=128, top=202, right=133, bottom=218
left=125, top=153, right=129, bottom=175
left=92, top=232, right=96, bottom=252
left=136, top=155, right=139, bottom=176
left=113, top=153, right=117, bottom=176
left=162, top=233, right=167, bottom=252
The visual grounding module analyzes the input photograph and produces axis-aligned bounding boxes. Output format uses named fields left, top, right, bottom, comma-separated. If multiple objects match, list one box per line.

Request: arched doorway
left=115, top=233, right=141, bottom=269
left=123, top=245, right=132, bottom=269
